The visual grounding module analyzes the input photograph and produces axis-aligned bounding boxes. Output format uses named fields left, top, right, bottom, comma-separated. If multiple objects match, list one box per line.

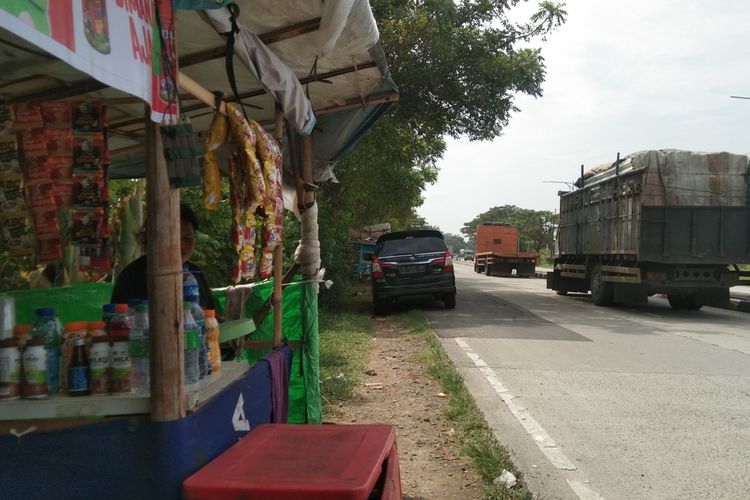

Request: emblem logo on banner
left=232, top=393, right=250, bottom=431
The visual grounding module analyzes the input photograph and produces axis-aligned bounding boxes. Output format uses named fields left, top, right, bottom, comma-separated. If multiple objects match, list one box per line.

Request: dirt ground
left=328, top=316, right=485, bottom=500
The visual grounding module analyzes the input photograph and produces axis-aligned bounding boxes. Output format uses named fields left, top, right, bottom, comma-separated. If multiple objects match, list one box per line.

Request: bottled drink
left=102, top=303, right=116, bottom=335
left=183, top=266, right=207, bottom=380
left=0, top=337, right=21, bottom=399
left=183, top=302, right=199, bottom=386
left=204, top=309, right=221, bottom=375
left=61, top=321, right=87, bottom=394
left=110, top=304, right=131, bottom=394
left=22, top=336, right=47, bottom=399
left=130, top=303, right=150, bottom=394
left=68, top=337, right=90, bottom=397
left=32, top=307, right=61, bottom=394
left=183, top=266, right=200, bottom=305
left=89, top=335, right=110, bottom=395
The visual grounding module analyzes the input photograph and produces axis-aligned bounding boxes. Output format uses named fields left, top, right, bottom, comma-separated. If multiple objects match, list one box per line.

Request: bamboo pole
left=146, top=112, right=185, bottom=421
left=301, top=135, right=315, bottom=209
left=272, top=105, right=284, bottom=347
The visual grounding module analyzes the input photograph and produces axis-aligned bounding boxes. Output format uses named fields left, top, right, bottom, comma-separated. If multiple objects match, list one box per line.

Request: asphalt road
left=424, top=262, right=750, bottom=500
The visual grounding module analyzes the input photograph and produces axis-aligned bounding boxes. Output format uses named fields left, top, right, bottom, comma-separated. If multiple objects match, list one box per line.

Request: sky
left=418, top=0, right=750, bottom=236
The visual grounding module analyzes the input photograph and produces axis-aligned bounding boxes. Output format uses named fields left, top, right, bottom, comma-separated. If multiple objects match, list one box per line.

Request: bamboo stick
left=146, top=111, right=185, bottom=421
left=272, top=105, right=284, bottom=347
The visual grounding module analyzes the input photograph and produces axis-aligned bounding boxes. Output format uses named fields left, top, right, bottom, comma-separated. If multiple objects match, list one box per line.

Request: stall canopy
left=0, top=0, right=398, bottom=184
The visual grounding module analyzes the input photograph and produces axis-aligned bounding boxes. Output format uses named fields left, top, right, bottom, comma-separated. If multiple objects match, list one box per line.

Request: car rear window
left=377, top=236, right=447, bottom=256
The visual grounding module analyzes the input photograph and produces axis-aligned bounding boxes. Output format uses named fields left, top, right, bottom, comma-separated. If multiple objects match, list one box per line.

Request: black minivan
left=371, top=230, right=456, bottom=314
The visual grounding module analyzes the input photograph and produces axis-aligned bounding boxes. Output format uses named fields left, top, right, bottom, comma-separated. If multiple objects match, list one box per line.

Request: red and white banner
left=0, top=0, right=178, bottom=123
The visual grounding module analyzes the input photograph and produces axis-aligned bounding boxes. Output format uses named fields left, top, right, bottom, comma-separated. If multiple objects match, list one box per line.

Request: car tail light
left=372, top=257, right=384, bottom=279
left=443, top=251, right=454, bottom=272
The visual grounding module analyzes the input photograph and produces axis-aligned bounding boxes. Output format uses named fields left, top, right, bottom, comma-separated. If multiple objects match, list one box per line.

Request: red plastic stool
left=183, top=424, right=402, bottom=500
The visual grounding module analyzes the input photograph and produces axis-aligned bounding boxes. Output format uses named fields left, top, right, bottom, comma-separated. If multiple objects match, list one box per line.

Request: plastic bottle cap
left=127, top=299, right=140, bottom=308
left=88, top=321, right=106, bottom=330
left=205, top=309, right=215, bottom=318
left=102, top=304, right=116, bottom=314
left=114, top=303, right=129, bottom=313
left=136, top=304, right=149, bottom=312
left=36, top=307, right=54, bottom=317
left=64, top=321, right=87, bottom=332
left=183, top=302, right=192, bottom=310
left=13, top=325, right=31, bottom=334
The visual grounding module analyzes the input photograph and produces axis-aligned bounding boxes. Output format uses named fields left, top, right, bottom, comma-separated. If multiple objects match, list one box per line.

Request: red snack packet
left=30, top=207, right=60, bottom=236
left=12, top=103, right=43, bottom=130
left=47, top=156, right=73, bottom=180
left=72, top=171, right=106, bottom=207
left=37, top=235, right=63, bottom=264
left=72, top=208, right=104, bottom=244
left=71, top=101, right=104, bottom=133
left=44, top=127, right=73, bottom=153
left=73, top=135, right=105, bottom=169
left=19, top=128, right=47, bottom=155
left=22, top=156, right=50, bottom=181
left=40, top=101, right=72, bottom=125
left=53, top=180, right=75, bottom=208
left=25, top=180, right=56, bottom=209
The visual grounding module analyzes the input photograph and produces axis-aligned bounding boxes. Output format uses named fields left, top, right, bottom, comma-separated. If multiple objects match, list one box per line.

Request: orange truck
left=473, top=223, right=538, bottom=277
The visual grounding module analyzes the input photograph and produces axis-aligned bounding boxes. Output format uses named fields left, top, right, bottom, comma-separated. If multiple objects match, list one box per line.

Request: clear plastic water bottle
left=183, top=302, right=199, bottom=386
left=190, top=301, right=207, bottom=380
left=129, top=303, right=150, bottom=394
left=182, top=266, right=200, bottom=305
left=32, top=307, right=61, bottom=394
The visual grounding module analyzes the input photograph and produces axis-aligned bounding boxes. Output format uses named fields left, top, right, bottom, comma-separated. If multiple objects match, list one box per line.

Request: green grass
left=392, top=309, right=536, bottom=500
left=318, top=297, right=372, bottom=414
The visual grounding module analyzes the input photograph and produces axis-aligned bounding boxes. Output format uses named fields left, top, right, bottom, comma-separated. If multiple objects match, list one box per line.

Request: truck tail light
left=443, top=251, right=454, bottom=272
left=372, top=257, right=384, bottom=279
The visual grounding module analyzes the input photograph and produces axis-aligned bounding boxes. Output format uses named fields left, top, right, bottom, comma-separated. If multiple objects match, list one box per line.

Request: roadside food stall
left=0, top=1, right=398, bottom=498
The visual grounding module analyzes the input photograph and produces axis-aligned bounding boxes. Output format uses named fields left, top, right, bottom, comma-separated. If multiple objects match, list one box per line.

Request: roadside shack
left=0, top=2, right=398, bottom=498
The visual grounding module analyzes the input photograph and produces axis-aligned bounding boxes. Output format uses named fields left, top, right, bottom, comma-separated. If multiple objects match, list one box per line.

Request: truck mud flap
left=547, top=270, right=589, bottom=293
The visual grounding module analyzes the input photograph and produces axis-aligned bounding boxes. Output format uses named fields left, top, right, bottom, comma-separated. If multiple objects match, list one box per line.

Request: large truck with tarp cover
left=473, top=223, right=538, bottom=277
left=546, top=150, right=750, bottom=309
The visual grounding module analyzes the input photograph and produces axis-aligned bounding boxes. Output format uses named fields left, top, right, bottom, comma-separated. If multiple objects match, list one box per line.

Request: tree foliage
left=461, top=204, right=557, bottom=253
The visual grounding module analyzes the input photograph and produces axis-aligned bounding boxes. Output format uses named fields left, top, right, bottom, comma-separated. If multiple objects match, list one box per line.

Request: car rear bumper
left=373, top=277, right=456, bottom=300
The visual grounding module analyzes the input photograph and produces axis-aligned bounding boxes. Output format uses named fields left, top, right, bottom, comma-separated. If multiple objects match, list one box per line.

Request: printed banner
left=0, top=0, right=178, bottom=123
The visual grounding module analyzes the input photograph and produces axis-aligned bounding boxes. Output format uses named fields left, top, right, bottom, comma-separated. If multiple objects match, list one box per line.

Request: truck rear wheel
left=485, top=264, right=492, bottom=277
left=667, top=293, right=703, bottom=311
left=590, top=265, right=614, bottom=306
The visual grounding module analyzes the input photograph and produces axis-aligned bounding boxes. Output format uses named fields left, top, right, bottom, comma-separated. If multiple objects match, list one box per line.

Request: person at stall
left=110, top=203, right=216, bottom=310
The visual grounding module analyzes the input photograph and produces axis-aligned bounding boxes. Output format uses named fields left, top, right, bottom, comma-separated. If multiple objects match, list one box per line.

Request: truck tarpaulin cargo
left=547, top=149, right=750, bottom=309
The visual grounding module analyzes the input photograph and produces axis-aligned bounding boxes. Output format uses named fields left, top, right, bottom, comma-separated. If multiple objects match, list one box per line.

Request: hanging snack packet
left=0, top=152, right=21, bottom=176
left=72, top=101, right=104, bottom=134
left=72, top=171, right=106, bottom=207
left=37, top=235, right=63, bottom=264
left=53, top=180, right=75, bottom=208
left=25, top=179, right=56, bottom=210
left=47, top=156, right=73, bottom=180
left=44, top=127, right=73, bottom=154
left=73, top=135, right=105, bottom=170
left=22, top=156, right=51, bottom=182
left=30, top=207, right=61, bottom=236
left=0, top=213, right=34, bottom=256
left=0, top=174, right=26, bottom=213
left=40, top=101, right=71, bottom=126
left=19, top=128, right=47, bottom=155
left=72, top=208, right=105, bottom=244
left=12, top=103, right=43, bottom=130
left=79, top=243, right=111, bottom=272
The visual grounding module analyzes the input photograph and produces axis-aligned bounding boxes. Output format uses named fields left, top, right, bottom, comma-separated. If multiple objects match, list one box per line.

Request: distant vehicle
left=473, top=224, right=537, bottom=277
left=371, top=230, right=456, bottom=314
left=464, top=250, right=474, bottom=261
left=546, top=150, right=750, bottom=309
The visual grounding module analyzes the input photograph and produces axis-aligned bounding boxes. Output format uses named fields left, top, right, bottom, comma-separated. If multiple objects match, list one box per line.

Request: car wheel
left=443, top=293, right=456, bottom=309
left=667, top=293, right=703, bottom=310
left=590, top=265, right=613, bottom=306
left=373, top=299, right=388, bottom=316
left=556, top=290, right=568, bottom=296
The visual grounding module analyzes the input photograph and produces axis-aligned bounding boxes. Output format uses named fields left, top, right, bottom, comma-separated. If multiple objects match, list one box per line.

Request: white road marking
left=455, top=337, right=604, bottom=499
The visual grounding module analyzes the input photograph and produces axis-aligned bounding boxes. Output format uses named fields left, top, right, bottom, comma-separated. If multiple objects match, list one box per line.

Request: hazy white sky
left=418, top=0, right=750, bottom=235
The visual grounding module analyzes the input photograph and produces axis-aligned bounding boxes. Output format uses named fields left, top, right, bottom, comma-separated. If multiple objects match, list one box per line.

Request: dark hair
left=180, top=203, right=199, bottom=231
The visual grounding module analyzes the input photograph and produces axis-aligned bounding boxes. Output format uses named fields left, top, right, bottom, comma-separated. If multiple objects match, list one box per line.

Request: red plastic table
left=183, top=424, right=402, bottom=500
